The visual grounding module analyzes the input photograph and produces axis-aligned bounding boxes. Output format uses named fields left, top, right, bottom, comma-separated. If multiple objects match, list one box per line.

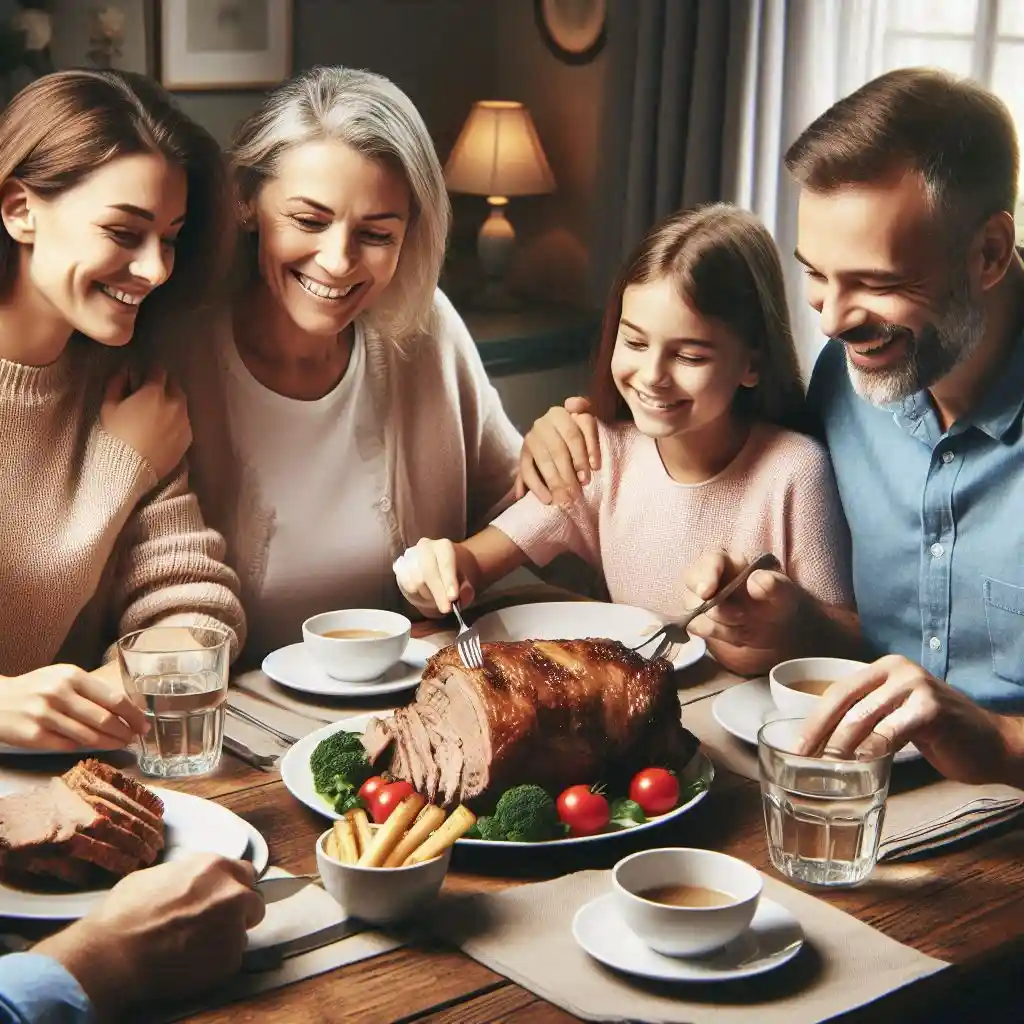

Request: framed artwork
left=534, top=0, right=607, bottom=65
left=159, top=0, right=292, bottom=90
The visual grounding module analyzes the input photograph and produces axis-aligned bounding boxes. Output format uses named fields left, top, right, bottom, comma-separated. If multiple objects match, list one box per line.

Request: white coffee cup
left=769, top=656, right=868, bottom=718
left=302, top=609, right=411, bottom=682
left=611, top=848, right=762, bottom=957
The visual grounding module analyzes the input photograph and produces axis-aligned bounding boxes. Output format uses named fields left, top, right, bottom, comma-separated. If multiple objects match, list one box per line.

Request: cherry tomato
left=629, top=768, right=679, bottom=816
left=370, top=780, right=416, bottom=823
left=358, top=776, right=387, bottom=806
left=556, top=785, right=610, bottom=836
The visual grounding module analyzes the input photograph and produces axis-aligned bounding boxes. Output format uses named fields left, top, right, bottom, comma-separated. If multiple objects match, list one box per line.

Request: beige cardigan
left=161, top=290, right=522, bottom=642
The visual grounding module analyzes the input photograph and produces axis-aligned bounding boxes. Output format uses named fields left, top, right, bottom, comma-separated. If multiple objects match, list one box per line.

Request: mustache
left=834, top=322, right=910, bottom=344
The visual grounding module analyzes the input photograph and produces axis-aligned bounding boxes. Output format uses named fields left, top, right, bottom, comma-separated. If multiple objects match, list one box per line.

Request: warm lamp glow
left=445, top=101, right=556, bottom=198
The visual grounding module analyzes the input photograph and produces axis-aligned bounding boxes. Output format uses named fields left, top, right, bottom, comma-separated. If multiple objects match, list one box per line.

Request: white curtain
left=721, top=0, right=882, bottom=377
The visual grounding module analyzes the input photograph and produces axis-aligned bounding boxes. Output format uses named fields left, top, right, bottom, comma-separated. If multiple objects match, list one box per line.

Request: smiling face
left=7, top=151, right=186, bottom=346
left=610, top=276, right=759, bottom=441
left=795, top=171, right=986, bottom=405
left=249, top=140, right=411, bottom=340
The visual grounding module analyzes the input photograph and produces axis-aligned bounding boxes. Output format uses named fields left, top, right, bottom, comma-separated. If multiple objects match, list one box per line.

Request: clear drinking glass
left=116, top=625, right=230, bottom=778
left=758, top=718, right=893, bottom=887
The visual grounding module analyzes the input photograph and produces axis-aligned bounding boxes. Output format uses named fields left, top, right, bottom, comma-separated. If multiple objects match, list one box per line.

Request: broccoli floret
left=310, top=731, right=369, bottom=794
left=492, top=784, right=560, bottom=842
left=466, top=815, right=507, bottom=841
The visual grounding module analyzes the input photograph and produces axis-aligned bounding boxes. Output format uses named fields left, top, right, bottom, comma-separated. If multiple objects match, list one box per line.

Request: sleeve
left=109, top=464, right=247, bottom=660
left=783, top=440, right=854, bottom=608
left=0, top=954, right=94, bottom=1024
left=434, top=292, right=523, bottom=531
left=490, top=457, right=605, bottom=570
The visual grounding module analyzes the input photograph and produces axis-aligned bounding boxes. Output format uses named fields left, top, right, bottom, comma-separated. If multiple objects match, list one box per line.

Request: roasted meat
left=362, top=638, right=698, bottom=808
left=0, top=760, right=165, bottom=889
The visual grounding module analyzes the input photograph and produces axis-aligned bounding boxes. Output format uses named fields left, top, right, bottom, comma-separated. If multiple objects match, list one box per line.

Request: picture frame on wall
left=159, top=0, right=292, bottom=90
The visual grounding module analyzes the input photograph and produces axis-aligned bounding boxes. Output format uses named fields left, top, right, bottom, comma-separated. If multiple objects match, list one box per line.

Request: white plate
left=281, top=713, right=714, bottom=848
left=573, top=892, right=803, bottom=982
left=470, top=601, right=706, bottom=673
left=261, top=638, right=437, bottom=697
left=712, top=678, right=922, bottom=764
left=0, top=784, right=253, bottom=920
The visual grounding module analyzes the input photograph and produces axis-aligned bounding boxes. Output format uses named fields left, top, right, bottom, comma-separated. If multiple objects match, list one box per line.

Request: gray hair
left=230, top=65, right=449, bottom=342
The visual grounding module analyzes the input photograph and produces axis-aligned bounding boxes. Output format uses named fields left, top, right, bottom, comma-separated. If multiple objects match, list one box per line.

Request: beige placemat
left=680, top=694, right=1024, bottom=860
left=432, top=869, right=946, bottom=1024
left=147, top=868, right=402, bottom=1023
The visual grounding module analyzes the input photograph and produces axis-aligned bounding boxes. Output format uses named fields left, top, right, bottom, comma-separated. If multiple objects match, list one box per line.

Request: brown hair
left=0, top=69, right=234, bottom=334
left=589, top=203, right=805, bottom=430
left=785, top=67, right=1019, bottom=236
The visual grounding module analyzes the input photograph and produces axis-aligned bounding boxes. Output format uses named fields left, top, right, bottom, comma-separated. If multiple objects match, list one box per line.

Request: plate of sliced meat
left=469, top=602, right=707, bottom=673
left=0, top=759, right=253, bottom=919
left=281, top=636, right=713, bottom=848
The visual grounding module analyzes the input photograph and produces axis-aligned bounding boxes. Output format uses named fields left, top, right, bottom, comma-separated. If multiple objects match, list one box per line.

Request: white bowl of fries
left=315, top=795, right=475, bottom=924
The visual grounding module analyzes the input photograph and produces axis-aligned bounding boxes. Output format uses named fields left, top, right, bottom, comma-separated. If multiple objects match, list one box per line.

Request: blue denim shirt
left=808, top=334, right=1024, bottom=711
left=0, top=954, right=93, bottom=1023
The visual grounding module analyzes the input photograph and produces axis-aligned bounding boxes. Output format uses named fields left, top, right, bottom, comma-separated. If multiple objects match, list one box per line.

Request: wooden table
left=6, top=631, right=1024, bottom=1022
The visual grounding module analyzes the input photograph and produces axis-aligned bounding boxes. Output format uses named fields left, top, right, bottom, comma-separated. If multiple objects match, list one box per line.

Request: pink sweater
left=491, top=420, right=852, bottom=618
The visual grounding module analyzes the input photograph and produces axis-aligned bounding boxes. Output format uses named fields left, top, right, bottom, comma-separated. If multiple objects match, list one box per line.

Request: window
left=875, top=0, right=1024, bottom=230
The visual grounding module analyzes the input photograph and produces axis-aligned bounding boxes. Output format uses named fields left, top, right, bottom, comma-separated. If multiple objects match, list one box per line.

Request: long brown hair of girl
left=589, top=203, right=806, bottom=432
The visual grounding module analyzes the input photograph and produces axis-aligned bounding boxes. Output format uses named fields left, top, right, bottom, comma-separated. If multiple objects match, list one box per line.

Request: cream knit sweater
left=0, top=338, right=245, bottom=676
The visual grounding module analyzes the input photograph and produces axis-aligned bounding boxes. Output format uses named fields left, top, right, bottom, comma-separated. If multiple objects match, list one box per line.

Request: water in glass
left=117, top=626, right=230, bottom=778
left=759, top=719, right=892, bottom=886
left=131, top=670, right=226, bottom=777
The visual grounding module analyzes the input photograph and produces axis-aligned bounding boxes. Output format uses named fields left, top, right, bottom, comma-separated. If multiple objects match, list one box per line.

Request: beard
left=839, top=269, right=986, bottom=407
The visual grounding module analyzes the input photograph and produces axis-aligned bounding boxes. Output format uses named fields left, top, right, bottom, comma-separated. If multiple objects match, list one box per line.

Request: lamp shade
left=444, top=101, right=556, bottom=198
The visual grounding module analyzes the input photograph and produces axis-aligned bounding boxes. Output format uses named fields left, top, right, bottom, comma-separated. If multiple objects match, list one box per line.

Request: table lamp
left=445, top=100, right=556, bottom=307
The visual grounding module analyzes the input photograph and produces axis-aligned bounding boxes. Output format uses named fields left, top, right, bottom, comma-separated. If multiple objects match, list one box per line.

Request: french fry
left=384, top=804, right=447, bottom=867
left=404, top=804, right=476, bottom=865
left=347, top=807, right=373, bottom=856
left=324, top=830, right=340, bottom=860
left=357, top=793, right=426, bottom=867
left=332, top=817, right=359, bottom=864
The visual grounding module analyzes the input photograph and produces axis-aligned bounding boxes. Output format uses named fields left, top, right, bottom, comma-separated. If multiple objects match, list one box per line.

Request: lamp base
left=473, top=199, right=520, bottom=310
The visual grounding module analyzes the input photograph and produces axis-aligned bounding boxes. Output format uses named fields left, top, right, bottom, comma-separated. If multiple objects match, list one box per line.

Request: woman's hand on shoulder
left=516, top=396, right=601, bottom=506
left=100, top=365, right=192, bottom=481
left=0, top=664, right=149, bottom=751
left=393, top=538, right=476, bottom=618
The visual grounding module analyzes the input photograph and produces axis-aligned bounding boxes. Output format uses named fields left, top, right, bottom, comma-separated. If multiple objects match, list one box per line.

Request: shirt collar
left=887, top=327, right=1024, bottom=444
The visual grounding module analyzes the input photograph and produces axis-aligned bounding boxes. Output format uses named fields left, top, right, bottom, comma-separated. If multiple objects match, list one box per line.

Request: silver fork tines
left=451, top=600, right=483, bottom=670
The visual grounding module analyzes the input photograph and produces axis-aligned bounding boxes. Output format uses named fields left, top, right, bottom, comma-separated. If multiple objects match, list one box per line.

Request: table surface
left=5, top=617, right=1024, bottom=1024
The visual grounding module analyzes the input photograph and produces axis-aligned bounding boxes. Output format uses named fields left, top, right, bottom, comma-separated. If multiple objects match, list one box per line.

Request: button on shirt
left=808, top=333, right=1024, bottom=711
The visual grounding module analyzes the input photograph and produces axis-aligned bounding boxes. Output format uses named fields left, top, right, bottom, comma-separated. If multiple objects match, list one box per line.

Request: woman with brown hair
left=0, top=70, right=244, bottom=752
left=395, top=203, right=852, bottom=621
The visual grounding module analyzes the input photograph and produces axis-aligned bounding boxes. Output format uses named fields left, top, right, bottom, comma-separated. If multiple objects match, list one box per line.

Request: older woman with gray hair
left=164, top=65, right=524, bottom=661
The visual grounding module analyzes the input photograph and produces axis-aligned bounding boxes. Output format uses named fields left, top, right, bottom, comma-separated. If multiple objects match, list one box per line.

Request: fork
left=451, top=599, right=484, bottom=670
left=226, top=702, right=299, bottom=746
left=631, top=551, right=782, bottom=660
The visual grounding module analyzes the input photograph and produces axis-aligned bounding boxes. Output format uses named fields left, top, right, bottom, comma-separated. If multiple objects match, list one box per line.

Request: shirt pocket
left=983, top=577, right=1024, bottom=684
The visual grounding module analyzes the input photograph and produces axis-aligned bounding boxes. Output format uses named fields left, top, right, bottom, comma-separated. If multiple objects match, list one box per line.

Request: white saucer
left=261, top=638, right=437, bottom=697
left=573, top=892, right=804, bottom=982
left=712, top=678, right=922, bottom=764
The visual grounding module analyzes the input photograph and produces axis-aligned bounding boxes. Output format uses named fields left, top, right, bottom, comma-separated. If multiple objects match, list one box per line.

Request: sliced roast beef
left=362, top=638, right=699, bottom=809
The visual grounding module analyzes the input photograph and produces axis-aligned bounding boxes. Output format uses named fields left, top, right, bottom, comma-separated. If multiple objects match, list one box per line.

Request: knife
left=255, top=874, right=320, bottom=904
left=242, top=917, right=370, bottom=973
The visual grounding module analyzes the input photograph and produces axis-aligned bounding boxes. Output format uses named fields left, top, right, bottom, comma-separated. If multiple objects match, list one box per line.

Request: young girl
left=394, top=203, right=852, bottom=621
left=0, top=70, right=244, bottom=751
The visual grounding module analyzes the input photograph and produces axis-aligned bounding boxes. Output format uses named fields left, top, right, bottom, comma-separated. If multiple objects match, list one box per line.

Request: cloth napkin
left=430, top=869, right=946, bottom=1024
left=147, top=868, right=402, bottom=1023
left=680, top=693, right=1024, bottom=861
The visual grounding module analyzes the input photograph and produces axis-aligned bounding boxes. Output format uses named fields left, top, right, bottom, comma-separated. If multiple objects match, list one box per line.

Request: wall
left=173, top=0, right=492, bottom=152
left=492, top=3, right=608, bottom=309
